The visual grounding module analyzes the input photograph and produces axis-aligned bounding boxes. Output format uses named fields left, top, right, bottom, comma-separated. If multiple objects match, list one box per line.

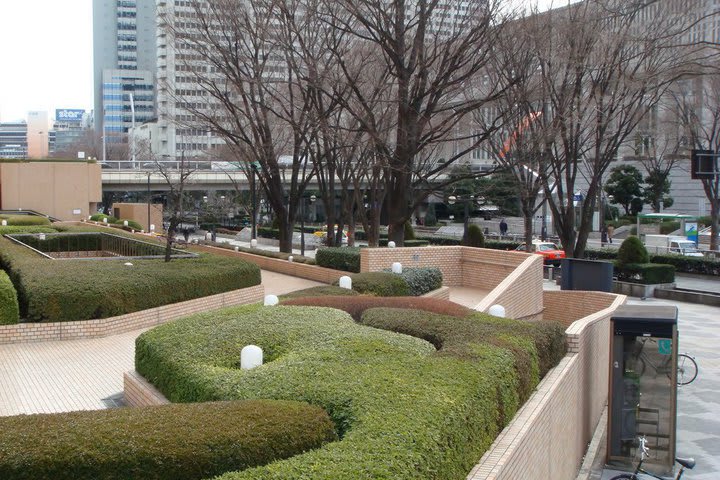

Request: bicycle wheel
left=609, top=474, right=636, bottom=480
left=676, top=354, right=698, bottom=385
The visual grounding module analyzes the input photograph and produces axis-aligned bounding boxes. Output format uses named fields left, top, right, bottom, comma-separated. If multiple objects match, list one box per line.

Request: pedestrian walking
left=499, top=218, right=508, bottom=236
left=607, top=224, right=614, bottom=244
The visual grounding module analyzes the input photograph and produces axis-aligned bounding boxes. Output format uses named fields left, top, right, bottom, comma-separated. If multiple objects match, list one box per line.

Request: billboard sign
left=55, top=109, right=85, bottom=122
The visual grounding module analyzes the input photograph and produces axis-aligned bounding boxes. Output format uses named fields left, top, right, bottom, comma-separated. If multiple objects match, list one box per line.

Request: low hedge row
left=0, top=226, right=58, bottom=235
left=315, top=247, right=361, bottom=272
left=0, top=215, right=51, bottom=226
left=584, top=249, right=720, bottom=276
left=615, top=263, right=676, bottom=284
left=0, top=270, right=19, bottom=325
left=203, top=241, right=316, bottom=264
left=0, top=236, right=261, bottom=322
left=279, top=285, right=360, bottom=300
left=0, top=400, right=336, bottom=480
left=89, top=214, right=144, bottom=232
left=135, top=304, right=566, bottom=479
left=336, top=271, right=410, bottom=296
left=378, top=239, right=430, bottom=247
left=282, top=295, right=471, bottom=321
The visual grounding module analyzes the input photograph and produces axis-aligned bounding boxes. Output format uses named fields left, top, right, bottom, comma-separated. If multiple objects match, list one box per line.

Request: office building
left=0, top=122, right=28, bottom=159
left=27, top=111, right=50, bottom=159
left=93, top=0, right=157, bottom=156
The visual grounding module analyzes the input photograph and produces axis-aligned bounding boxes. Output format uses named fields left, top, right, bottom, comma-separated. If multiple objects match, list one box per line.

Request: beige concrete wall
left=0, top=162, right=101, bottom=220
left=468, top=292, right=626, bottom=480
left=111, top=203, right=163, bottom=232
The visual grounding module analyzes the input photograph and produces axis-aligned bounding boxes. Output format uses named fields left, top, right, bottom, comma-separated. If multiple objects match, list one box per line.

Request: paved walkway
left=0, top=270, right=321, bottom=417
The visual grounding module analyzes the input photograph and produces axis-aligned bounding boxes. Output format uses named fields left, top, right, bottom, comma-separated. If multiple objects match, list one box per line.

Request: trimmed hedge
left=0, top=236, right=261, bottom=322
left=315, top=247, right=361, bottom=272
left=135, top=304, right=565, bottom=479
left=279, top=285, right=360, bottom=300
left=0, top=215, right=51, bottom=226
left=383, top=267, right=443, bottom=296
left=204, top=241, right=316, bottom=264
left=0, top=226, right=58, bottom=235
left=0, top=400, right=336, bottom=480
left=617, top=236, right=649, bottom=265
left=465, top=224, right=485, bottom=247
left=0, top=270, right=19, bottom=325
left=282, top=295, right=471, bottom=321
left=585, top=249, right=720, bottom=276
left=336, top=271, right=410, bottom=296
left=379, top=239, right=430, bottom=247
left=615, top=263, right=675, bottom=284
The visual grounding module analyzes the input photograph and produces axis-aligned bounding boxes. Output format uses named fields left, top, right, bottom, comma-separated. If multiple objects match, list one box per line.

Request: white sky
left=0, top=0, right=93, bottom=124
left=0, top=0, right=568, bottom=125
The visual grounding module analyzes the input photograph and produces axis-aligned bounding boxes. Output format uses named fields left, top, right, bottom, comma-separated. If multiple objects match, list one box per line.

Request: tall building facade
left=93, top=0, right=157, bottom=155
left=0, top=122, right=27, bottom=159
left=26, top=111, right=50, bottom=159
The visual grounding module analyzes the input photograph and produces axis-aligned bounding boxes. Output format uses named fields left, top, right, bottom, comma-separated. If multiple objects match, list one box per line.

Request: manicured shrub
left=0, top=236, right=261, bottom=322
left=117, top=218, right=144, bottom=231
left=0, top=215, right=51, bottom=226
left=649, top=254, right=720, bottom=276
left=282, top=295, right=471, bottom=321
left=280, top=285, right=360, bottom=300
left=335, top=271, right=410, bottom=296
left=205, top=241, right=316, bottom=264
left=89, top=213, right=118, bottom=224
left=404, top=221, right=416, bottom=240
left=384, top=267, right=443, bottom=296
left=135, top=304, right=564, bottom=480
left=0, top=270, right=19, bottom=325
left=379, top=239, right=429, bottom=247
left=0, top=226, right=57, bottom=235
left=617, top=236, right=649, bottom=266
left=465, top=224, right=485, bottom=247
left=424, top=203, right=437, bottom=227
left=616, top=263, right=675, bottom=284
left=0, top=400, right=336, bottom=480
left=316, top=247, right=361, bottom=272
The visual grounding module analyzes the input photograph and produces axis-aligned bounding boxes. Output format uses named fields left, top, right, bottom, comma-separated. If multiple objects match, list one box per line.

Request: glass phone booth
left=607, top=305, right=678, bottom=475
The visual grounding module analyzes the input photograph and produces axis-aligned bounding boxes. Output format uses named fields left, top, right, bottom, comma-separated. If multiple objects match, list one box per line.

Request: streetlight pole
left=250, top=162, right=258, bottom=240
left=147, top=171, right=151, bottom=232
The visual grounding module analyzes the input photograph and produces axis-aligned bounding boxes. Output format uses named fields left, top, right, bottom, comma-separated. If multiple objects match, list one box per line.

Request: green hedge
left=0, top=400, right=336, bottom=480
left=584, top=249, right=720, bottom=276
left=336, top=271, right=410, bottom=296
left=0, top=226, right=58, bottom=235
left=204, top=241, right=316, bottom=264
left=279, top=285, right=360, bottom=300
left=615, top=263, right=676, bottom=284
left=0, top=270, right=19, bottom=325
left=0, top=215, right=51, bottom=226
left=0, top=236, right=261, bottom=322
left=383, top=267, right=443, bottom=296
left=378, top=239, right=430, bottom=247
left=283, top=295, right=471, bottom=321
left=135, top=304, right=565, bottom=479
left=315, top=247, right=361, bottom=272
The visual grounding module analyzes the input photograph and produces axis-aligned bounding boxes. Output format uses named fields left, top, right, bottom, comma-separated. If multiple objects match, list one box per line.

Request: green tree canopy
left=605, top=165, right=644, bottom=215
left=643, top=170, right=674, bottom=213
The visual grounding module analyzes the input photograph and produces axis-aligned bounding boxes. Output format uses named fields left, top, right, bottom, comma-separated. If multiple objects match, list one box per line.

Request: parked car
left=313, top=226, right=349, bottom=245
left=515, top=241, right=566, bottom=264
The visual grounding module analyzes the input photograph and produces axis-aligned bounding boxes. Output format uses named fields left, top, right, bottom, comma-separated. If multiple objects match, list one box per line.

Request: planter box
left=613, top=280, right=675, bottom=298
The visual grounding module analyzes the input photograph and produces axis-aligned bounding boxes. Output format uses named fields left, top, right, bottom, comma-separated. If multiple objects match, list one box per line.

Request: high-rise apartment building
left=93, top=0, right=157, bottom=155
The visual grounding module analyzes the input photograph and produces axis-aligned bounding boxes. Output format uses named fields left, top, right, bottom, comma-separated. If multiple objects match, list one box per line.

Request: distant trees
left=604, top=165, right=644, bottom=216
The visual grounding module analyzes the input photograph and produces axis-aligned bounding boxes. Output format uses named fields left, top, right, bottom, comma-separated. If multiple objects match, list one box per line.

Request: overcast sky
left=0, top=0, right=569, bottom=125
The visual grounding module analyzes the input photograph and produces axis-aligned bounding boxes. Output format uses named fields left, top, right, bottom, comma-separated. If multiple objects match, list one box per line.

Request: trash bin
left=560, top=258, right=614, bottom=292
left=607, top=305, right=678, bottom=476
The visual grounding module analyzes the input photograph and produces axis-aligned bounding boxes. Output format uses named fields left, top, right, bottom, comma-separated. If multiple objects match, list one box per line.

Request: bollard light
left=124, top=262, right=133, bottom=266
left=264, top=295, right=279, bottom=306
left=488, top=304, right=506, bottom=318
left=388, top=241, right=396, bottom=248
left=1, top=220, right=6, bottom=226
left=288, top=255, right=294, bottom=262
left=241, top=345, right=263, bottom=370
left=38, top=233, right=46, bottom=240
left=150, top=224, right=156, bottom=232
left=123, top=220, right=128, bottom=226
left=102, top=217, right=108, bottom=223
left=234, top=246, right=239, bottom=251
left=339, top=275, right=352, bottom=289
left=392, top=262, right=402, bottom=274
left=250, top=238, right=258, bottom=248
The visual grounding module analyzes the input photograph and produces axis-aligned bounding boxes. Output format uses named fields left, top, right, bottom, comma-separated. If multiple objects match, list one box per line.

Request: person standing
left=607, top=224, right=614, bottom=244
left=499, top=218, right=508, bottom=236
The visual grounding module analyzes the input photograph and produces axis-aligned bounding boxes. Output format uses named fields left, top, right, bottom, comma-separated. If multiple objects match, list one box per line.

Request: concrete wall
left=112, top=202, right=163, bottom=232
left=468, top=291, right=626, bottom=480
left=0, top=162, right=101, bottom=220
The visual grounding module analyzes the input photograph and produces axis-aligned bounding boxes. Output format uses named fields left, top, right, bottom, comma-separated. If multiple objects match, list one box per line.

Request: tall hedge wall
left=135, top=304, right=567, bottom=479
left=0, top=400, right=336, bottom=480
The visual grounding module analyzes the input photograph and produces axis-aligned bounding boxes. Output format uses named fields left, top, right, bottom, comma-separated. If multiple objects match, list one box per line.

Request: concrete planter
left=613, top=280, right=675, bottom=298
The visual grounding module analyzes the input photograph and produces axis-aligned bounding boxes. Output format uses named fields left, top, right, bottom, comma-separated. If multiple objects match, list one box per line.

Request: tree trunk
left=711, top=199, right=719, bottom=251
left=278, top=213, right=293, bottom=253
left=164, top=218, right=180, bottom=262
left=523, top=212, right=533, bottom=251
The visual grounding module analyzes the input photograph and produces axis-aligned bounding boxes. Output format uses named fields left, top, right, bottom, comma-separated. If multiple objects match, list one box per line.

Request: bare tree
left=503, top=0, right=709, bottom=258
left=325, top=0, right=511, bottom=245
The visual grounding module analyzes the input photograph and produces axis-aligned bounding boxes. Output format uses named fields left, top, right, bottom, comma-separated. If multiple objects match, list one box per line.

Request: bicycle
left=628, top=339, right=698, bottom=385
left=610, top=436, right=695, bottom=480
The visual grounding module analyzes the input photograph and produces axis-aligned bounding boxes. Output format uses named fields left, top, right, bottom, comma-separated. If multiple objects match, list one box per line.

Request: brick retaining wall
left=0, top=285, right=264, bottom=344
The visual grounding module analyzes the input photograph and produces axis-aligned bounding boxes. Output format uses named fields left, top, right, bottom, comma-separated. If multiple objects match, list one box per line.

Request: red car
left=515, top=241, right=566, bottom=264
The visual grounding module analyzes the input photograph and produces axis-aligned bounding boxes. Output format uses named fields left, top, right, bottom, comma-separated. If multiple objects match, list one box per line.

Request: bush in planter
left=316, top=247, right=361, bottom=272
left=379, top=239, right=429, bottom=247
left=465, top=224, right=485, bottom=247
left=383, top=267, right=443, bottom=296
left=0, top=270, right=19, bottom=325
left=615, top=263, right=675, bottom=284
left=334, top=271, right=409, bottom=296
left=404, top=221, right=416, bottom=240
left=617, top=236, right=648, bottom=266
left=280, top=285, right=360, bottom=300
left=0, top=215, right=51, bottom=226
